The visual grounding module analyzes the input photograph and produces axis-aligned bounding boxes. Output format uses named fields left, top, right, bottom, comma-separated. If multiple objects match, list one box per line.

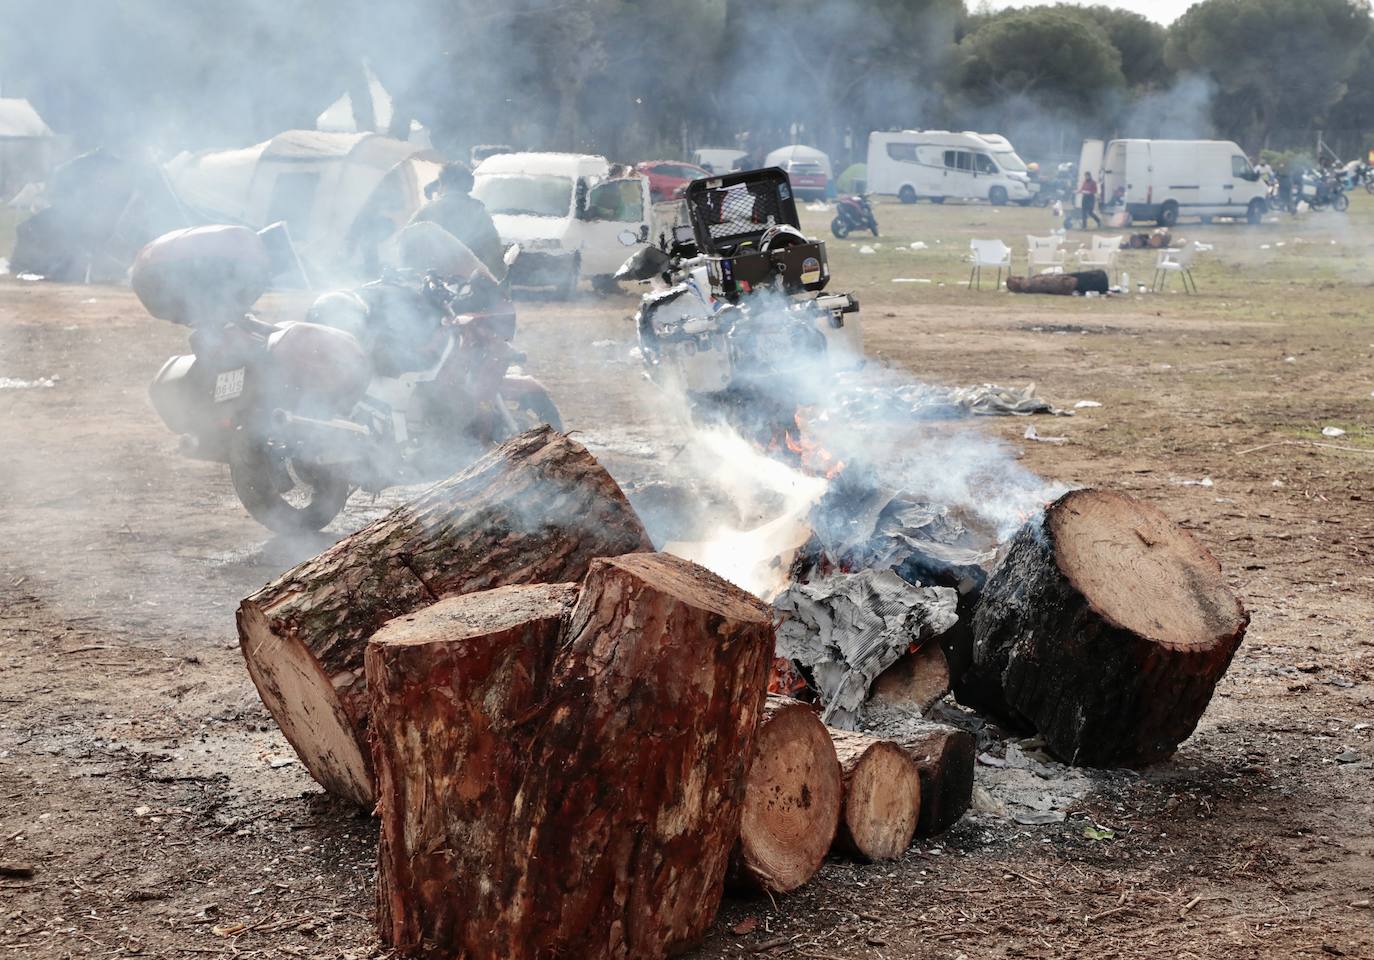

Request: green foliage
left=956, top=8, right=1125, bottom=109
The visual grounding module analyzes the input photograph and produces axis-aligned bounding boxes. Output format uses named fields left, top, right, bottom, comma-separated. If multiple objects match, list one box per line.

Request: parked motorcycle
left=830, top=193, right=878, bottom=238
left=1297, top=173, right=1350, bottom=213
left=135, top=224, right=561, bottom=534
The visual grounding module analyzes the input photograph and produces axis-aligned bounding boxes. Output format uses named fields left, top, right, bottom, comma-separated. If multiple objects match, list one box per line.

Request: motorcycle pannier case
left=131, top=225, right=271, bottom=326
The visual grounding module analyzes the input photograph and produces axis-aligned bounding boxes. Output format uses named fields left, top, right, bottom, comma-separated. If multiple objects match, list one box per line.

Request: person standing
left=1079, top=172, right=1102, bottom=230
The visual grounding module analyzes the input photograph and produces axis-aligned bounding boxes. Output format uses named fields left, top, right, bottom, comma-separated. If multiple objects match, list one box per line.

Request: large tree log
left=367, top=553, right=774, bottom=959
left=367, top=583, right=578, bottom=956
left=237, top=427, right=651, bottom=807
left=828, top=729, right=920, bottom=862
left=893, top=720, right=976, bottom=837
left=732, top=695, right=843, bottom=894
left=970, top=488, right=1249, bottom=767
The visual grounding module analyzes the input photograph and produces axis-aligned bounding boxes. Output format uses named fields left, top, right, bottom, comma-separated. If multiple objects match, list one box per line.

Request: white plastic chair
left=1153, top=246, right=1197, bottom=293
left=969, top=239, right=1012, bottom=290
left=1077, top=235, right=1122, bottom=281
left=1026, top=235, right=1066, bottom=275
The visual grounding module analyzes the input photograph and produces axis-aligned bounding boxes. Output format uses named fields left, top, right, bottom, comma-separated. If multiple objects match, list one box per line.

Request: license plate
left=213, top=368, right=245, bottom=403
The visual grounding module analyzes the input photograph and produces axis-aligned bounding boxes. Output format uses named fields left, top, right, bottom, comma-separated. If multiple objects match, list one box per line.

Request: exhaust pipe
left=270, top=409, right=372, bottom=463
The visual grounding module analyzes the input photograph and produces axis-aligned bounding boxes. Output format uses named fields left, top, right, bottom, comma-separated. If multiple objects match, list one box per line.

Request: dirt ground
left=2, top=201, right=1372, bottom=959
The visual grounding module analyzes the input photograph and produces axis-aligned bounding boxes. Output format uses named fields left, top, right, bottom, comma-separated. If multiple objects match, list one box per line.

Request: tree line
left=2, top=0, right=1371, bottom=166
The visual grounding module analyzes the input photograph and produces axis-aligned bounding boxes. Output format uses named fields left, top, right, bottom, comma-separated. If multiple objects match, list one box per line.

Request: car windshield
left=993, top=151, right=1028, bottom=173
left=472, top=174, right=572, bottom=217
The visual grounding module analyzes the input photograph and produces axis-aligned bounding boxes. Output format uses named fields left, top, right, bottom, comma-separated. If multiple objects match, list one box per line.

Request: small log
left=237, top=427, right=651, bottom=807
left=732, top=695, right=843, bottom=894
left=970, top=488, right=1249, bottom=767
left=367, top=553, right=775, bottom=959
left=828, top=729, right=921, bottom=861
left=868, top=641, right=951, bottom=715
left=367, top=583, right=578, bottom=956
left=893, top=720, right=976, bottom=837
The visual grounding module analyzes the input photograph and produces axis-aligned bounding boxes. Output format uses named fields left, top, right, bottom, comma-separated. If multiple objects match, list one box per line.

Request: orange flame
left=784, top=407, right=846, bottom=480
left=768, top=657, right=808, bottom=696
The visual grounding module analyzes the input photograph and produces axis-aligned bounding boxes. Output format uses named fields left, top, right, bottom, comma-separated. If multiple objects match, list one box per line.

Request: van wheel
left=1247, top=199, right=1266, bottom=225
left=555, top=255, right=580, bottom=300
left=989, top=186, right=1008, bottom=206
left=930, top=196, right=946, bottom=204
left=1158, top=201, right=1179, bottom=227
left=898, top=185, right=917, bottom=204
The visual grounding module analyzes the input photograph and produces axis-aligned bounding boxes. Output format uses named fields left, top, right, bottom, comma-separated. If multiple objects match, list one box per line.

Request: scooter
left=136, top=225, right=561, bottom=534
left=830, top=194, right=879, bottom=238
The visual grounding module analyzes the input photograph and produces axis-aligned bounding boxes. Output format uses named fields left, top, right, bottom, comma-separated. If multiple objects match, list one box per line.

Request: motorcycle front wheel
left=830, top=216, right=850, bottom=239
left=1334, top=193, right=1350, bottom=212
left=229, top=431, right=351, bottom=534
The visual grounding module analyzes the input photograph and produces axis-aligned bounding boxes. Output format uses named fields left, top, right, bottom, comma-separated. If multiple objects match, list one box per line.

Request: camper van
left=1078, top=139, right=1267, bottom=226
left=472, top=152, right=651, bottom=295
left=866, top=131, right=1036, bottom=205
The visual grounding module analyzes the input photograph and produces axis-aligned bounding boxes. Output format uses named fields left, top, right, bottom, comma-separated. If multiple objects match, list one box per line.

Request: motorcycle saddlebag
left=709, top=240, right=830, bottom=298
left=131, top=225, right=271, bottom=326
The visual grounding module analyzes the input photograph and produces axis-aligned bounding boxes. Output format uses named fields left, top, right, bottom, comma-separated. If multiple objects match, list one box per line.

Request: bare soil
left=2, top=202, right=1372, bottom=958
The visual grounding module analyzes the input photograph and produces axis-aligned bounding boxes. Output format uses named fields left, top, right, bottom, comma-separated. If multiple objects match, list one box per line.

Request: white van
left=472, top=152, right=651, bottom=295
left=1079, top=139, right=1268, bottom=226
left=867, top=130, right=1036, bottom=205
left=692, top=148, right=747, bottom=175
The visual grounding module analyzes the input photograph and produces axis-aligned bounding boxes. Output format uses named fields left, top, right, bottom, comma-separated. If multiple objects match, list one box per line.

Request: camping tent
left=0, top=98, right=62, bottom=201
left=765, top=144, right=834, bottom=179
left=166, top=130, right=441, bottom=277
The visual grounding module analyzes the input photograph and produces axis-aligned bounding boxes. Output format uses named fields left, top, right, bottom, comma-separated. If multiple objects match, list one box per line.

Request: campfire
left=233, top=424, right=1249, bottom=959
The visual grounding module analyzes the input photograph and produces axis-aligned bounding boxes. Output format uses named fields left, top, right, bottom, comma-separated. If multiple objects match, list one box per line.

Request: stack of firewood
left=236, top=427, right=1246, bottom=959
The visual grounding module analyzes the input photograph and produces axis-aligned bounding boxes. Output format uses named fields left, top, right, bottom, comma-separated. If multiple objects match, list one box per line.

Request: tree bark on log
left=828, top=729, right=921, bottom=861
left=970, top=488, right=1249, bottom=767
left=868, top=641, right=951, bottom=715
left=892, top=720, right=976, bottom=837
left=367, top=553, right=774, bottom=960
left=731, top=695, right=843, bottom=894
left=367, top=583, right=578, bottom=956
left=237, top=427, right=651, bottom=807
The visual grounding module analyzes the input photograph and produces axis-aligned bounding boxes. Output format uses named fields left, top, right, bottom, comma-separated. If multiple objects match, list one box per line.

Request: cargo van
left=866, top=130, right=1036, bottom=205
left=1079, top=138, right=1268, bottom=226
left=472, top=152, right=651, bottom=295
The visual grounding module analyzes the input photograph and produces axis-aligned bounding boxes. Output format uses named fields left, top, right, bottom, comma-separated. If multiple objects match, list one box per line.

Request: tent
left=765, top=144, right=834, bottom=179
left=166, top=130, right=442, bottom=277
left=316, top=64, right=433, bottom=149
left=0, top=98, right=63, bottom=201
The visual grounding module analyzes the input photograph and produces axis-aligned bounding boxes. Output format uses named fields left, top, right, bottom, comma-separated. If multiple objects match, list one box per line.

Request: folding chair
left=1077, top=235, right=1122, bottom=283
left=969, top=239, right=1012, bottom=290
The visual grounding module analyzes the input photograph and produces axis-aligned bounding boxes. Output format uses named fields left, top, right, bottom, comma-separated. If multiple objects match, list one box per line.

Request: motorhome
left=866, top=130, right=1036, bottom=205
left=472, top=152, right=651, bottom=295
left=1078, top=139, right=1267, bottom=226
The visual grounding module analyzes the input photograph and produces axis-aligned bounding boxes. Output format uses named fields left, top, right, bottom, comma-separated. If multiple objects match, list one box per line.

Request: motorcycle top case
left=131, top=225, right=271, bottom=326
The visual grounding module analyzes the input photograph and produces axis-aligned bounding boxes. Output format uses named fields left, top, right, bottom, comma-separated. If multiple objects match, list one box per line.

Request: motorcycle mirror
left=617, top=229, right=639, bottom=247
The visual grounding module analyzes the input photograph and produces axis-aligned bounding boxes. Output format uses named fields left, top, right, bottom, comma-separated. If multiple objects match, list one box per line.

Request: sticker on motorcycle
left=214, top=368, right=246, bottom=403
left=801, top=257, right=822, bottom=285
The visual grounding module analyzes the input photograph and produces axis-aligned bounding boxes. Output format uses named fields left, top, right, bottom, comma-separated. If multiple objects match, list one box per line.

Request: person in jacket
left=1079, top=173, right=1102, bottom=229
left=408, top=162, right=505, bottom=277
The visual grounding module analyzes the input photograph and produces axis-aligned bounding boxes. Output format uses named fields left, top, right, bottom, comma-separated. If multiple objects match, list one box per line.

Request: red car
left=636, top=160, right=712, bottom=202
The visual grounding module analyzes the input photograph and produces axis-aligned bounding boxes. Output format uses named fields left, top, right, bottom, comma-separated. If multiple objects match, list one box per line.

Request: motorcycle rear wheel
left=830, top=216, right=850, bottom=239
left=1333, top=193, right=1350, bottom=212
left=229, top=431, right=351, bottom=534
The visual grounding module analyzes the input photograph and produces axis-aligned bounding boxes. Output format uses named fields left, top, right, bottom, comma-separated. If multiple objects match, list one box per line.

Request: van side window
left=944, top=150, right=957, bottom=169
left=886, top=143, right=919, bottom=163
left=585, top=179, right=643, bottom=222
left=956, top=151, right=974, bottom=172
left=917, top=146, right=943, bottom=165
left=974, top=153, right=998, bottom=174
left=1232, top=155, right=1256, bottom=180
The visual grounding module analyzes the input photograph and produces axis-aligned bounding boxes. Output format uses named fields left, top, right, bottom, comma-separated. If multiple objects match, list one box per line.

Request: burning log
left=868, top=640, right=951, bottom=715
left=892, top=720, right=976, bottom=837
left=236, top=427, right=652, bottom=807
left=969, top=488, right=1249, bottom=767
left=368, top=553, right=774, bottom=959
left=732, top=695, right=843, bottom=894
left=774, top=570, right=958, bottom=729
left=828, top=729, right=921, bottom=861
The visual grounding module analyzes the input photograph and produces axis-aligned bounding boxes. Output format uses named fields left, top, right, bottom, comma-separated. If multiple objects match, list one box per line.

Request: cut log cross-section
left=829, top=729, right=921, bottom=861
left=732, top=695, right=843, bottom=894
left=869, top=641, right=951, bottom=715
left=237, top=427, right=652, bottom=807
left=893, top=720, right=976, bottom=837
left=367, top=553, right=775, bottom=960
left=971, top=488, right=1250, bottom=767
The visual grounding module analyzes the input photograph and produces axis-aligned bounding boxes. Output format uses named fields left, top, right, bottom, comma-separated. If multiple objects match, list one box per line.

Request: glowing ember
left=784, top=407, right=846, bottom=480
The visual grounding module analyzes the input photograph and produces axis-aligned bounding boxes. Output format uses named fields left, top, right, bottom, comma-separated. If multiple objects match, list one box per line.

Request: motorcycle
left=616, top=167, right=861, bottom=404
left=1297, top=172, right=1350, bottom=213
left=830, top=193, right=878, bottom=238
left=135, top=224, right=561, bottom=534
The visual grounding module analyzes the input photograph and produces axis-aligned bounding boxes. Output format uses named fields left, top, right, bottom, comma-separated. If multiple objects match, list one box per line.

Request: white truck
left=866, top=130, right=1036, bottom=205
left=472, top=152, right=651, bottom=296
left=1078, top=138, right=1268, bottom=227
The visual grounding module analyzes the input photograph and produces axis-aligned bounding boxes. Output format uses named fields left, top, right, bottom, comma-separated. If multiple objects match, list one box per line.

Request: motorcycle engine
left=636, top=285, right=733, bottom=394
